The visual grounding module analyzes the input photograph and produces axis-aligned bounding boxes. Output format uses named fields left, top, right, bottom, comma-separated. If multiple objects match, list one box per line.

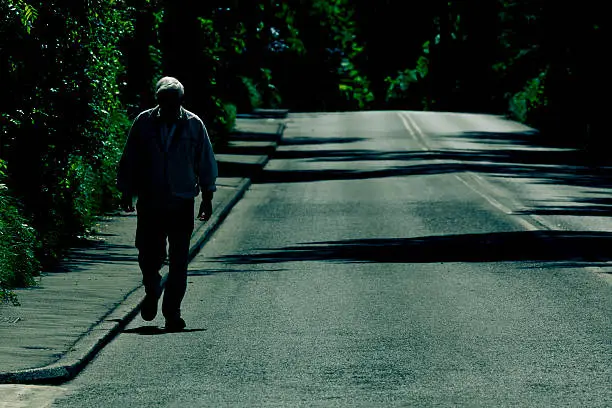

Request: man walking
left=117, top=77, right=218, bottom=331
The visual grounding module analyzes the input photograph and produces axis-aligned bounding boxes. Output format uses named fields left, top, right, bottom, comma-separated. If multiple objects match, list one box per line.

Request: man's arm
left=196, top=122, right=218, bottom=221
left=117, top=116, right=141, bottom=212
left=197, top=122, right=218, bottom=193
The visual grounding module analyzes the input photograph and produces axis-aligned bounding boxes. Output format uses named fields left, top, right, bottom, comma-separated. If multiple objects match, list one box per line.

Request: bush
left=205, top=99, right=237, bottom=148
left=385, top=52, right=429, bottom=110
left=509, top=69, right=548, bottom=125
left=223, top=103, right=237, bottom=133
left=240, top=76, right=263, bottom=111
left=0, top=161, right=39, bottom=304
left=1, top=1, right=134, bottom=267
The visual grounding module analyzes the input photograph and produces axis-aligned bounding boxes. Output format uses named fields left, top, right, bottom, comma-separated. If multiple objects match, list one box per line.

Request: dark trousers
left=136, top=197, right=194, bottom=319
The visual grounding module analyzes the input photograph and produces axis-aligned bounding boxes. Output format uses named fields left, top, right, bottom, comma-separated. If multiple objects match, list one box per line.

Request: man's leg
left=136, top=204, right=168, bottom=321
left=163, top=198, right=194, bottom=327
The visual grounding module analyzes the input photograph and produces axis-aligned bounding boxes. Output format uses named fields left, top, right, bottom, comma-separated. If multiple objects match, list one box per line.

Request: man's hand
left=120, top=192, right=135, bottom=213
left=198, top=191, right=213, bottom=221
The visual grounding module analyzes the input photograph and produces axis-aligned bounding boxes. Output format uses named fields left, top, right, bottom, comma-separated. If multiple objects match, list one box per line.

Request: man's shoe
left=164, top=317, right=186, bottom=332
left=141, top=292, right=160, bottom=321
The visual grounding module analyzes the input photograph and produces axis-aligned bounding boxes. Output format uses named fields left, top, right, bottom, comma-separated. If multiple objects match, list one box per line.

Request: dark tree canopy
left=1, top=0, right=606, bottom=297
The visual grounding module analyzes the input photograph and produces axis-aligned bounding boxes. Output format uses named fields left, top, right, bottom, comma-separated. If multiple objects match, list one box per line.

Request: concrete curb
left=0, top=121, right=286, bottom=385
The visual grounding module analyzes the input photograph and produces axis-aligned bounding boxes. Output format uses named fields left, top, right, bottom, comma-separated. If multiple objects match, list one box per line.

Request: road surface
left=46, top=111, right=612, bottom=406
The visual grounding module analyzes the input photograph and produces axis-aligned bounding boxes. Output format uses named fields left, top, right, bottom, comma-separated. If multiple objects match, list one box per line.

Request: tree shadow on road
left=280, top=136, right=367, bottom=146
left=213, top=231, right=612, bottom=270
left=256, top=161, right=467, bottom=183
left=44, top=242, right=138, bottom=274
left=440, top=130, right=612, bottom=217
left=258, top=127, right=612, bottom=217
left=229, top=131, right=282, bottom=142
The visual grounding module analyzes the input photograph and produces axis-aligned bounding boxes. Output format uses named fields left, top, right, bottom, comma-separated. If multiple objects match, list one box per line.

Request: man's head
left=155, top=77, right=184, bottom=116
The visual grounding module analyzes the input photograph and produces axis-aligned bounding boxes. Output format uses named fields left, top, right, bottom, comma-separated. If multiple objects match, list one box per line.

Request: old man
left=117, top=76, right=218, bottom=331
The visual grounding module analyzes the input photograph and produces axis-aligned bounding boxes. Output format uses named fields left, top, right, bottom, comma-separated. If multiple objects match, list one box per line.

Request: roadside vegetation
left=0, top=0, right=604, bottom=300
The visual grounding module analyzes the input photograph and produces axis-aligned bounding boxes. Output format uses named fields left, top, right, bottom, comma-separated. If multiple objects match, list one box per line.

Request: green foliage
left=337, top=57, right=374, bottom=110
left=221, top=102, right=237, bottom=135
left=1, top=1, right=135, bottom=274
left=0, top=288, right=20, bottom=306
left=257, top=68, right=283, bottom=109
left=6, top=0, right=38, bottom=34
left=314, top=0, right=373, bottom=110
left=509, top=69, right=548, bottom=124
left=0, top=160, right=39, bottom=301
left=263, top=0, right=371, bottom=111
left=240, top=77, right=263, bottom=111
left=82, top=3, right=133, bottom=214
left=385, top=56, right=429, bottom=105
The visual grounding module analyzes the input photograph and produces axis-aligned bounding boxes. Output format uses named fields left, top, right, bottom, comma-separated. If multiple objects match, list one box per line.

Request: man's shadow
left=123, top=326, right=207, bottom=335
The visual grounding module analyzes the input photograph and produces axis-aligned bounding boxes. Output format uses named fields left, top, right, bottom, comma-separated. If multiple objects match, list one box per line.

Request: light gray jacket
left=117, top=106, right=217, bottom=201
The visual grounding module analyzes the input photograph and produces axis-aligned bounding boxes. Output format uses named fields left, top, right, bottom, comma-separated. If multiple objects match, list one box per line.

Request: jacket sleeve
left=117, top=116, right=141, bottom=195
left=197, top=122, right=218, bottom=193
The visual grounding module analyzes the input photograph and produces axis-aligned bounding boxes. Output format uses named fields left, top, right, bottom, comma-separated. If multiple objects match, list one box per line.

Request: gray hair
left=155, top=76, right=185, bottom=98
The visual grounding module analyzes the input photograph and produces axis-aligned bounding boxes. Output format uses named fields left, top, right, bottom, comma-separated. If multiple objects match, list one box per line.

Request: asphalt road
left=51, top=112, right=610, bottom=407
